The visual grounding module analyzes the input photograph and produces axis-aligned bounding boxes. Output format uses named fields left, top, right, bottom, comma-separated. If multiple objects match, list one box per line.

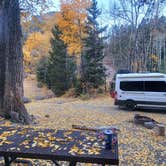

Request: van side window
left=144, top=81, right=166, bottom=92
left=120, top=81, right=144, bottom=91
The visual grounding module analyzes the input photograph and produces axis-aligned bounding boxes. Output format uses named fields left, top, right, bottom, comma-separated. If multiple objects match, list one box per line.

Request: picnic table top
left=0, top=125, right=119, bottom=165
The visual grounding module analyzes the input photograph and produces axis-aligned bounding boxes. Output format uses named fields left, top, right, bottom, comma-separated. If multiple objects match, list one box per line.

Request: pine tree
left=47, top=26, right=69, bottom=96
left=82, top=0, right=106, bottom=91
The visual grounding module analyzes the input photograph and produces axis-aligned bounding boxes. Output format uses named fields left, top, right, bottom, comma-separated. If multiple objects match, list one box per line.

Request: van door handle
left=164, top=94, right=166, bottom=96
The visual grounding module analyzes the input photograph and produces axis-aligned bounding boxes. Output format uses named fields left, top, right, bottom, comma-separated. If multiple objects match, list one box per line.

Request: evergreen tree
left=36, top=57, right=50, bottom=87
left=47, top=26, right=70, bottom=96
left=36, top=26, right=76, bottom=96
left=82, top=0, right=107, bottom=91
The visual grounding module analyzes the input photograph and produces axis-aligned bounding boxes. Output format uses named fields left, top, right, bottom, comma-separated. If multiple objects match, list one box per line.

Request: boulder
left=35, top=96, right=45, bottom=100
left=23, top=97, right=31, bottom=103
left=144, top=122, right=155, bottom=129
left=37, top=82, right=43, bottom=88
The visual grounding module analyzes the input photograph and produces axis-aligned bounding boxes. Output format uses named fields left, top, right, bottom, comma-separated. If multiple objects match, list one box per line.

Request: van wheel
left=125, top=100, right=136, bottom=111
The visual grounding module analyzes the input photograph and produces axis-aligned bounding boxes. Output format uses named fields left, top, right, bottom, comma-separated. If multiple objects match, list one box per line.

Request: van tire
left=125, top=100, right=136, bottom=111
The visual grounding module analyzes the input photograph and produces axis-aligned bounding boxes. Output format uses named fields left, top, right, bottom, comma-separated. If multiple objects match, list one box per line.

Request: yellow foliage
left=24, top=32, right=50, bottom=53
left=23, top=0, right=90, bottom=72
left=57, top=0, right=91, bottom=56
left=23, top=50, right=31, bottom=63
left=149, top=54, right=159, bottom=63
left=23, top=32, right=51, bottom=72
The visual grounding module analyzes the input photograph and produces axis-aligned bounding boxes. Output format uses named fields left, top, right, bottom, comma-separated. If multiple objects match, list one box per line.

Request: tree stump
left=155, top=124, right=165, bottom=136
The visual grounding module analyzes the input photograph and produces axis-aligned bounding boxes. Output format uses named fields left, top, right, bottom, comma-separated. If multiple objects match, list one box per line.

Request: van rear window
left=145, top=81, right=166, bottom=92
left=120, top=81, right=144, bottom=91
left=120, top=81, right=166, bottom=92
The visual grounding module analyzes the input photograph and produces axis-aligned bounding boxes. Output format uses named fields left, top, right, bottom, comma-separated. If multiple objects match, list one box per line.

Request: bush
left=97, top=88, right=103, bottom=94
left=37, top=82, right=43, bottom=88
left=80, top=93, right=90, bottom=100
left=36, top=57, right=50, bottom=87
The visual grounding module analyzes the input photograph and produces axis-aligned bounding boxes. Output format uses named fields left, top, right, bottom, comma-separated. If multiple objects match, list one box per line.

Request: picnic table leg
left=4, top=156, right=17, bottom=166
left=4, top=156, right=10, bottom=166
left=69, top=161, right=77, bottom=166
left=52, top=160, right=60, bottom=166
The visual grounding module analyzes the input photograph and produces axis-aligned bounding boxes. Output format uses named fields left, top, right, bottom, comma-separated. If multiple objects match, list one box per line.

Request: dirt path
left=24, top=75, right=54, bottom=100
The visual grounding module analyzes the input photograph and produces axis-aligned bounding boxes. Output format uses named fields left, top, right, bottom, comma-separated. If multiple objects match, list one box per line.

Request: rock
left=23, top=97, right=31, bottom=103
left=56, top=101, right=63, bottom=104
left=144, top=122, right=155, bottom=129
left=44, top=94, right=55, bottom=99
left=35, top=96, right=45, bottom=100
left=155, top=124, right=165, bottom=136
left=45, top=114, right=50, bottom=118
left=37, top=82, right=43, bottom=88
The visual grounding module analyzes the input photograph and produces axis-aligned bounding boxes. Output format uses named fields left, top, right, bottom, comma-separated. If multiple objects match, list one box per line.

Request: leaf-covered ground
left=0, top=77, right=164, bottom=166
left=25, top=96, right=166, bottom=166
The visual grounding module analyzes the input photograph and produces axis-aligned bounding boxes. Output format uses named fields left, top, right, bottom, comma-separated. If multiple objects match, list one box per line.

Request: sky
left=52, top=0, right=111, bottom=12
left=51, top=0, right=112, bottom=28
left=50, top=0, right=166, bottom=31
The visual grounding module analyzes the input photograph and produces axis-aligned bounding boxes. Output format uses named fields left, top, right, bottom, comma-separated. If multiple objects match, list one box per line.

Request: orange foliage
left=57, top=0, right=91, bottom=56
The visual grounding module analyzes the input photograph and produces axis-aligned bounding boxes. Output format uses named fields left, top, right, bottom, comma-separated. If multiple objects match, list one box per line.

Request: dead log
left=72, top=125, right=120, bottom=133
left=134, top=114, right=158, bottom=125
left=133, top=114, right=160, bottom=129
left=72, top=125, right=98, bottom=132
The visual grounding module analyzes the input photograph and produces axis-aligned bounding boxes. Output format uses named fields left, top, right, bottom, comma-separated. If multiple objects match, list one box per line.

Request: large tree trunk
left=0, top=0, right=30, bottom=124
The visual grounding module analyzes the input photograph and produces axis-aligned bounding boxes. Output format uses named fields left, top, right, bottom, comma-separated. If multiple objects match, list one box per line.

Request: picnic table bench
left=0, top=125, right=119, bottom=166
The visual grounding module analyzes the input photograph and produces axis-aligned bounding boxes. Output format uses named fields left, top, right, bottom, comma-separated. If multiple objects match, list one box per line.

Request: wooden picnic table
left=0, top=125, right=119, bottom=166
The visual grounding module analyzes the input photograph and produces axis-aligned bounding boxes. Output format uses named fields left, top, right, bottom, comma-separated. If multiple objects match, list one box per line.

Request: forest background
left=22, top=0, right=166, bottom=97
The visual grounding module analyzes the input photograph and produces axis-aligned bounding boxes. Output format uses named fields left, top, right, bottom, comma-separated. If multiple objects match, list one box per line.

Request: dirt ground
left=24, top=75, right=54, bottom=100
left=23, top=77, right=166, bottom=166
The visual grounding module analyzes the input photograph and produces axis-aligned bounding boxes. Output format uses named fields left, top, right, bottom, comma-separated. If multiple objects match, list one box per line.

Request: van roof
left=116, top=73, right=166, bottom=78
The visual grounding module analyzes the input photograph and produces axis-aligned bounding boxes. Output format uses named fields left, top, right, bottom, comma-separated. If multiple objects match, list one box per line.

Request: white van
left=114, top=73, right=166, bottom=110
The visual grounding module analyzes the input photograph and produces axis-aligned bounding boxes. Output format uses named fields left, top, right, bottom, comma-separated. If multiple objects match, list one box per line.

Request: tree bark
left=0, top=0, right=30, bottom=124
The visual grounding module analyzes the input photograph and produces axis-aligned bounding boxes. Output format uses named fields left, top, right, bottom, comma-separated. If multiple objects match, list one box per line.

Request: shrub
left=80, top=93, right=90, bottom=100
left=74, top=79, right=83, bottom=96
left=37, top=82, right=43, bottom=88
